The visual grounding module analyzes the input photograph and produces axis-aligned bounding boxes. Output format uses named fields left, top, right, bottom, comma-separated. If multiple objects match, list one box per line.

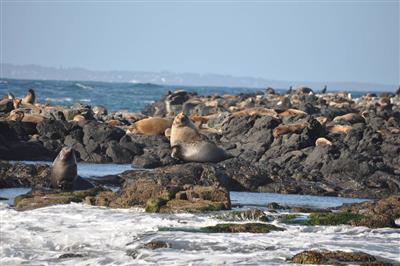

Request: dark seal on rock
left=51, top=147, right=93, bottom=190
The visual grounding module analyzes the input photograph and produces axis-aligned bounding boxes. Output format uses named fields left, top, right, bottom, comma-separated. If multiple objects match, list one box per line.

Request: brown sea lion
left=231, top=107, right=278, bottom=118
left=316, top=116, right=328, bottom=125
left=127, top=117, right=172, bottom=136
left=315, top=137, right=332, bottom=146
left=278, top=108, right=307, bottom=118
left=170, top=113, right=231, bottom=163
left=8, top=110, right=45, bottom=124
left=327, top=125, right=353, bottom=134
left=333, top=113, right=365, bottom=124
left=22, top=88, right=36, bottom=104
left=272, top=122, right=308, bottom=138
left=13, top=98, right=22, bottom=109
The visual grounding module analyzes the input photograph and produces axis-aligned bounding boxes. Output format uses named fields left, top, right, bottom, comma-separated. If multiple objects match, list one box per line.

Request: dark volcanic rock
left=0, top=161, right=52, bottom=188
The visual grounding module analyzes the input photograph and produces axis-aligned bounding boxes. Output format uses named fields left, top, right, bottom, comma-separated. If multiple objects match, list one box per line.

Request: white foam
left=1, top=203, right=399, bottom=265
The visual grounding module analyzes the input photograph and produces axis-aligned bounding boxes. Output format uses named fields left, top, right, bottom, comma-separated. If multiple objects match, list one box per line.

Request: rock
left=105, top=140, right=133, bottom=163
left=215, top=209, right=269, bottom=222
left=14, top=188, right=105, bottom=211
left=338, top=196, right=400, bottom=228
left=88, top=164, right=231, bottom=213
left=143, top=241, right=169, bottom=249
left=290, top=212, right=365, bottom=226
left=202, top=223, right=285, bottom=233
left=290, top=250, right=392, bottom=265
left=0, top=161, right=52, bottom=188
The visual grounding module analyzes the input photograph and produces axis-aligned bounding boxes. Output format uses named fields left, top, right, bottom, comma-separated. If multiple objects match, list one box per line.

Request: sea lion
left=51, top=147, right=93, bottom=190
left=170, top=113, right=231, bottom=163
left=13, top=98, right=22, bottom=109
left=327, top=125, right=353, bottom=134
left=51, top=147, right=78, bottom=190
left=92, top=105, right=108, bottom=116
left=8, top=91, right=15, bottom=100
left=230, top=107, right=278, bottom=119
left=315, top=137, right=332, bottom=146
left=170, top=113, right=204, bottom=147
left=22, top=88, right=36, bottom=104
left=127, top=117, right=172, bottom=136
left=278, top=108, right=307, bottom=118
left=316, top=116, right=328, bottom=125
left=333, top=113, right=365, bottom=124
left=8, top=110, right=45, bottom=124
left=272, top=122, right=308, bottom=138
left=73, top=114, right=86, bottom=122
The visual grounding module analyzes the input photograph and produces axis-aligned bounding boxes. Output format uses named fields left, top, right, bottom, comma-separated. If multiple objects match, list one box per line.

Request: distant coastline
left=1, top=63, right=397, bottom=92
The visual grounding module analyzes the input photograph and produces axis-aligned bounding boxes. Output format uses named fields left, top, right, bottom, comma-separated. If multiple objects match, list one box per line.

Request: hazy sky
left=1, top=1, right=399, bottom=85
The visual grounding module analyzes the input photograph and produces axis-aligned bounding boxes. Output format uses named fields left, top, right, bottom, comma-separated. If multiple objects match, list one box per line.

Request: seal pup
left=22, top=88, right=36, bottom=104
left=51, top=147, right=93, bottom=190
left=127, top=117, right=173, bottom=136
left=170, top=113, right=231, bottom=163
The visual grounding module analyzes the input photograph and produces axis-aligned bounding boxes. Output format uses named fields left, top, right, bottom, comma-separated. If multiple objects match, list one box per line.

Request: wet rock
left=215, top=209, right=269, bottom=222
left=202, top=223, right=285, bottom=233
left=89, top=164, right=231, bottom=213
left=14, top=187, right=106, bottom=211
left=290, top=250, right=392, bottom=265
left=0, top=161, right=52, bottom=188
left=143, top=241, right=169, bottom=249
left=289, top=212, right=365, bottom=226
left=338, top=196, right=400, bottom=228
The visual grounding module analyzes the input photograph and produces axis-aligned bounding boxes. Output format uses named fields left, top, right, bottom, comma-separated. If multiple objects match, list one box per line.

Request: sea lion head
left=9, top=110, right=24, bottom=121
left=173, top=112, right=191, bottom=127
left=57, top=146, right=76, bottom=164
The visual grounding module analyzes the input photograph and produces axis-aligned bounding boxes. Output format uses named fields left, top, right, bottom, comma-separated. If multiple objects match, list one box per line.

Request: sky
left=1, top=0, right=399, bottom=85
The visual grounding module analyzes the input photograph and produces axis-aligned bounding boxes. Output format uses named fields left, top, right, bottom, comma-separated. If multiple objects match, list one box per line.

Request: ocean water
left=0, top=163, right=399, bottom=266
left=1, top=78, right=370, bottom=113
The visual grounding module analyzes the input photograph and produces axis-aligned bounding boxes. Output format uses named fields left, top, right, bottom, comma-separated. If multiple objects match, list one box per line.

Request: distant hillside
left=1, top=63, right=397, bottom=92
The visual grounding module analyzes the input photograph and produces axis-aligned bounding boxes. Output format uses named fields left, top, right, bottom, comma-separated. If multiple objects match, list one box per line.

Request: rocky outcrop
left=290, top=250, right=393, bottom=265
left=1, top=87, right=399, bottom=199
left=0, top=161, right=52, bottom=188
left=86, top=163, right=231, bottom=213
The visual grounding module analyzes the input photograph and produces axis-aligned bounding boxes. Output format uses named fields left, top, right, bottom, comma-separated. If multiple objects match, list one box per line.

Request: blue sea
left=0, top=78, right=373, bottom=113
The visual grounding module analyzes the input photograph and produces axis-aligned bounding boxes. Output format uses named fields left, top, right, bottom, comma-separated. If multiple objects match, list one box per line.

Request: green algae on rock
left=286, top=212, right=365, bottom=226
left=14, top=188, right=106, bottom=211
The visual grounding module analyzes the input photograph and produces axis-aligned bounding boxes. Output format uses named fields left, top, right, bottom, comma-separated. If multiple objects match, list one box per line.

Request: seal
left=8, top=110, right=45, bottom=124
left=51, top=147, right=78, bottom=190
left=327, top=125, right=353, bottom=134
left=333, top=113, right=365, bottom=124
left=127, top=117, right=173, bottom=136
left=51, top=147, right=93, bottom=190
left=170, top=113, right=231, bottom=163
left=315, top=137, right=332, bottom=146
left=278, top=108, right=307, bottom=119
left=22, top=88, right=36, bottom=104
left=272, top=122, right=308, bottom=138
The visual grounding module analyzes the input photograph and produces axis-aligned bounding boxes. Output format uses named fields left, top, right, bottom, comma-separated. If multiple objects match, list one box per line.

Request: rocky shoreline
left=1, top=87, right=400, bottom=199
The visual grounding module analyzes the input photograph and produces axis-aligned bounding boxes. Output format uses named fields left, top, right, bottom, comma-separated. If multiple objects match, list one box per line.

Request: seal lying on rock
left=51, top=147, right=93, bottom=190
left=170, top=113, right=232, bottom=163
left=272, top=122, right=308, bottom=138
left=127, top=117, right=172, bottom=136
